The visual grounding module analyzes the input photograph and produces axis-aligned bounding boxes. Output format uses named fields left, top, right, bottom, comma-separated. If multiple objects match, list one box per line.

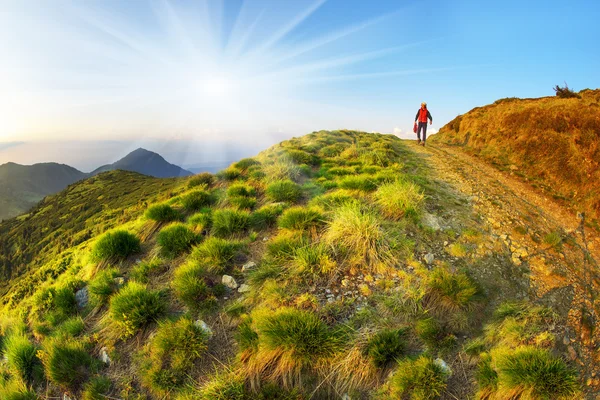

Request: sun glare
left=199, top=76, right=235, bottom=98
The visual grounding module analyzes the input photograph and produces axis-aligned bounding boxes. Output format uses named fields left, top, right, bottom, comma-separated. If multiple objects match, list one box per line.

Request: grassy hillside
left=430, top=89, right=600, bottom=226
left=0, top=162, right=86, bottom=221
left=0, top=131, right=582, bottom=399
left=0, top=170, right=183, bottom=290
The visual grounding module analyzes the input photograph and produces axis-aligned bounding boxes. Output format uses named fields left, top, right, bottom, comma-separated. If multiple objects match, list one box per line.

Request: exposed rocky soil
left=411, top=140, right=600, bottom=398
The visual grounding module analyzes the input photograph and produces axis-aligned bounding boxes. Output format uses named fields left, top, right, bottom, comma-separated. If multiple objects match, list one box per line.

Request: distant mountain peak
left=91, top=148, right=192, bottom=178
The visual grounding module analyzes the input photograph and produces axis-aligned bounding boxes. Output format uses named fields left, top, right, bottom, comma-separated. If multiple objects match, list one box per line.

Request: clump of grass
left=82, top=376, right=113, bottom=400
left=290, top=243, right=336, bottom=276
left=233, top=158, right=260, bottom=171
left=88, top=267, right=121, bottom=305
left=188, top=172, right=214, bottom=188
left=415, top=318, right=456, bottom=353
left=140, top=318, right=209, bottom=395
left=375, top=180, right=424, bottom=220
left=325, top=203, right=398, bottom=272
left=172, top=263, right=218, bottom=313
left=181, top=190, right=213, bottom=212
left=190, top=237, right=245, bottom=273
left=157, top=223, right=198, bottom=258
left=338, top=175, right=378, bottom=191
left=217, top=167, right=243, bottom=181
left=388, top=356, right=450, bottom=399
left=0, top=383, right=39, bottom=400
left=544, top=230, right=563, bottom=249
left=475, top=353, right=498, bottom=397
left=55, top=316, right=85, bottom=338
left=41, top=339, right=97, bottom=390
left=211, top=209, right=250, bottom=237
left=130, top=258, right=165, bottom=283
left=3, top=334, right=44, bottom=386
left=189, top=371, right=246, bottom=400
left=227, top=183, right=257, bottom=198
left=448, top=243, right=468, bottom=257
left=309, top=190, right=358, bottom=210
left=229, top=196, right=257, bottom=210
left=285, top=149, right=318, bottom=165
left=262, top=158, right=302, bottom=182
left=495, top=346, right=579, bottom=399
left=319, top=144, right=346, bottom=157
left=424, top=268, right=479, bottom=315
left=244, top=307, right=346, bottom=388
left=145, top=204, right=182, bottom=222
left=107, top=282, right=166, bottom=337
left=188, top=209, right=212, bottom=232
left=365, top=328, right=408, bottom=368
left=266, top=180, right=303, bottom=203
left=250, top=203, right=285, bottom=230
left=265, top=232, right=310, bottom=262
left=277, top=206, right=324, bottom=231
left=91, top=230, right=141, bottom=261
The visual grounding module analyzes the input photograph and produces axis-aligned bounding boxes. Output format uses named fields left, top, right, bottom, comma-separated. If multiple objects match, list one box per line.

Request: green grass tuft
left=375, top=180, right=425, bottom=220
left=365, top=328, right=408, bottom=368
left=130, top=258, right=165, bottom=284
left=266, top=180, right=303, bottom=203
left=41, top=339, right=97, bottom=390
left=190, top=237, right=245, bottom=273
left=277, top=206, right=324, bottom=231
left=172, top=263, right=218, bottom=313
left=145, top=204, right=182, bottom=222
left=157, top=223, right=198, bottom=258
left=389, top=356, right=449, bottom=400
left=181, top=190, right=213, bottom=212
left=211, top=209, right=250, bottom=237
left=88, top=267, right=121, bottom=305
left=227, top=183, right=257, bottom=198
left=338, top=175, right=378, bottom=191
left=108, top=282, right=166, bottom=337
left=82, top=376, right=113, bottom=400
left=91, top=230, right=141, bottom=261
left=250, top=203, right=286, bottom=230
left=4, top=334, right=44, bottom=386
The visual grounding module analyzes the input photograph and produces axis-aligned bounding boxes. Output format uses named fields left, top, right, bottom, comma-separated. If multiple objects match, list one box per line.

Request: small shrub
left=191, top=237, right=245, bottom=273
left=108, top=282, right=166, bottom=337
left=140, top=318, right=209, bottom=394
left=277, top=207, right=324, bottom=231
left=496, top=347, right=579, bottom=399
left=250, top=203, right=285, bottom=230
left=130, top=258, right=165, bottom=283
left=91, top=230, right=141, bottom=261
left=389, top=356, right=449, bottom=399
left=157, top=224, right=198, bottom=258
left=338, top=175, right=378, bottom=191
left=211, top=209, right=250, bottom=237
left=82, top=376, right=113, bottom=400
left=181, top=190, right=213, bottom=212
left=365, top=328, right=408, bottom=368
left=145, top=204, right=182, bottom=222
left=188, top=172, right=214, bottom=188
left=88, top=267, right=121, bottom=305
left=375, top=180, right=425, bottom=220
left=42, top=340, right=97, bottom=389
left=553, top=83, right=580, bottom=99
left=4, top=334, right=43, bottom=386
left=266, top=180, right=302, bottom=203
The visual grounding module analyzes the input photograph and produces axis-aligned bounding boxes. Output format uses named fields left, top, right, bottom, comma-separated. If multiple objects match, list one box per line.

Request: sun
left=198, top=76, right=236, bottom=98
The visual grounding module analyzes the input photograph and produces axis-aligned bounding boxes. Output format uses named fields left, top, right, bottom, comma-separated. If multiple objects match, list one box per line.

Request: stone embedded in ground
left=75, top=287, right=88, bottom=309
left=424, top=253, right=435, bottom=264
left=222, top=275, right=238, bottom=289
left=238, top=284, right=250, bottom=293
left=113, top=277, right=126, bottom=287
left=422, top=212, right=442, bottom=231
left=194, top=320, right=213, bottom=336
left=434, top=358, right=452, bottom=375
left=100, top=347, right=111, bottom=365
left=242, top=261, right=257, bottom=272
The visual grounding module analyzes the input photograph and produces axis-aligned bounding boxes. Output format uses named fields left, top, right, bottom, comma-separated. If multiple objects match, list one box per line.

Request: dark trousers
left=417, top=122, right=428, bottom=141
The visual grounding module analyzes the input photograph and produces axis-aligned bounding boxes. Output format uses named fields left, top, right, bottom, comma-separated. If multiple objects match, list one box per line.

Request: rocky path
left=408, top=140, right=600, bottom=397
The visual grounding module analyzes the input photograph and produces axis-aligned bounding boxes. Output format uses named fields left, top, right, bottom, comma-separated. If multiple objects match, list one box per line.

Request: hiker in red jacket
left=415, top=102, right=432, bottom=146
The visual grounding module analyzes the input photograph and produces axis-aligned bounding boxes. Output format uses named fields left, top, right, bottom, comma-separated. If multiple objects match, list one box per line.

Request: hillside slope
left=0, top=162, right=86, bottom=221
left=91, top=148, right=193, bottom=178
left=0, top=131, right=593, bottom=399
left=429, top=89, right=600, bottom=226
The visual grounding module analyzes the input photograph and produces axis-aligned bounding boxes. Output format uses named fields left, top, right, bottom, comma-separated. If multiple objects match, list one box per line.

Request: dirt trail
left=408, top=140, right=600, bottom=397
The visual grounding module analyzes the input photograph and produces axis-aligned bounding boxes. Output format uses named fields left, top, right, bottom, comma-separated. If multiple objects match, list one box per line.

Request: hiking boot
left=421, top=141, right=426, bottom=146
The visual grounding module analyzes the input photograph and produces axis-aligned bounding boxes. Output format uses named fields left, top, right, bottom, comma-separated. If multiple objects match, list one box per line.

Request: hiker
left=415, top=102, right=433, bottom=146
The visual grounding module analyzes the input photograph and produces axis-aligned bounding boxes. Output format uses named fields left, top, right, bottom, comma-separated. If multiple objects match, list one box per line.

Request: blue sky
left=1, top=0, right=599, bottom=169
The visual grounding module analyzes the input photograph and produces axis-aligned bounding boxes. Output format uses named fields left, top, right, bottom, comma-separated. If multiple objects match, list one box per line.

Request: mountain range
left=0, top=147, right=192, bottom=221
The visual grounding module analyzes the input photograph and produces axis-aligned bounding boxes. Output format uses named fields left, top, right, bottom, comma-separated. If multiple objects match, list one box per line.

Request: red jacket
left=415, top=107, right=432, bottom=123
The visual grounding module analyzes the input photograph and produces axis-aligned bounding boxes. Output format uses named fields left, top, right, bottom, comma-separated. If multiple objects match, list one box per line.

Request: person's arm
left=428, top=111, right=433, bottom=124
left=415, top=110, right=420, bottom=122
